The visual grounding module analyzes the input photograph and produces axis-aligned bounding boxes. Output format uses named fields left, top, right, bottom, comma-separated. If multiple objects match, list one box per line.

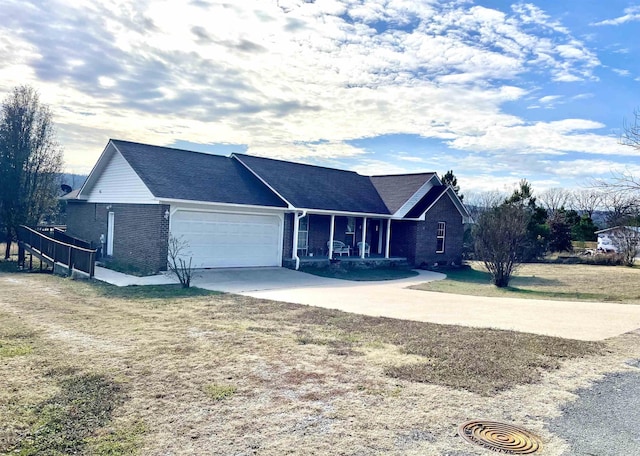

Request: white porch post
left=328, top=214, right=335, bottom=259
left=378, top=220, right=383, bottom=254
left=385, top=219, right=391, bottom=259
left=292, top=213, right=299, bottom=260
left=361, top=216, right=367, bottom=258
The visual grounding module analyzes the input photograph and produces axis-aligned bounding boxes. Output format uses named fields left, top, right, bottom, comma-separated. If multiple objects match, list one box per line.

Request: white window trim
left=436, top=221, right=445, bottom=254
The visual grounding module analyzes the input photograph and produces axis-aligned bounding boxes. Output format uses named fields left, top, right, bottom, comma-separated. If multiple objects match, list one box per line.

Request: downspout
left=292, top=210, right=307, bottom=270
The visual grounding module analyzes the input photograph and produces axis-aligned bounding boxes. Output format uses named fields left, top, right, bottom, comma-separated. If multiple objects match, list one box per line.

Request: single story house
left=66, top=139, right=471, bottom=273
left=595, top=226, right=640, bottom=254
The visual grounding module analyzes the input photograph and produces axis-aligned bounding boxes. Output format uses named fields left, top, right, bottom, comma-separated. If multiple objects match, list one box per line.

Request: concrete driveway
left=94, top=266, right=640, bottom=341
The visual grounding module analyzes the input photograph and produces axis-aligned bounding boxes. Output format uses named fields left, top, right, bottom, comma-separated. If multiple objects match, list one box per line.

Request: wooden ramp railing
left=17, top=225, right=97, bottom=278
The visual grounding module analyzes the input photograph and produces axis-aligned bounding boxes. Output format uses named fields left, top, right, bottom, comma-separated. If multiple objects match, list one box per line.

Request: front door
left=107, top=211, right=114, bottom=256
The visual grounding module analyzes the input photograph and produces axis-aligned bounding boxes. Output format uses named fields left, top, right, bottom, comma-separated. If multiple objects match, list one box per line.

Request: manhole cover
left=458, top=420, right=542, bottom=454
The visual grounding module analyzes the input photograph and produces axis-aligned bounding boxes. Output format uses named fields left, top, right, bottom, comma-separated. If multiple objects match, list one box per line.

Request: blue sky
left=1, top=0, right=639, bottom=196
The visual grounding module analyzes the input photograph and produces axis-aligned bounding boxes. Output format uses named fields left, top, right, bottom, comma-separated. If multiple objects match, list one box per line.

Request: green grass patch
left=0, top=340, right=33, bottom=357
left=12, top=373, right=126, bottom=455
left=412, top=262, right=640, bottom=303
left=87, top=420, right=146, bottom=456
left=204, top=383, right=237, bottom=401
left=300, top=267, right=418, bottom=281
left=0, top=318, right=36, bottom=358
left=88, top=281, right=221, bottom=301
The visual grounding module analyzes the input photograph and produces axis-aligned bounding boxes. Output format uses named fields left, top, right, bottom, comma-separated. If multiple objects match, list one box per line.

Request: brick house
left=66, top=140, right=470, bottom=274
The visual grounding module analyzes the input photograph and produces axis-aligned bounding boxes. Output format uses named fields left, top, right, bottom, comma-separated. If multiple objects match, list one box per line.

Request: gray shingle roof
left=234, top=153, right=391, bottom=214
left=370, top=173, right=436, bottom=213
left=111, top=140, right=287, bottom=207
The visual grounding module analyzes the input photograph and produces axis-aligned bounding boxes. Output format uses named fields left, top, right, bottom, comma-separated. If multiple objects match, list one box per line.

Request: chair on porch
left=357, top=242, right=370, bottom=257
left=328, top=240, right=350, bottom=256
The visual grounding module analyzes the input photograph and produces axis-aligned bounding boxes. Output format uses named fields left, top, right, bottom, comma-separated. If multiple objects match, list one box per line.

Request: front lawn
left=0, top=271, right=618, bottom=455
left=412, top=261, right=640, bottom=303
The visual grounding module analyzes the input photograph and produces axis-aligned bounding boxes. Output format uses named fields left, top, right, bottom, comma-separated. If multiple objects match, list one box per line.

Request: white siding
left=86, top=150, right=156, bottom=203
left=394, top=179, right=434, bottom=218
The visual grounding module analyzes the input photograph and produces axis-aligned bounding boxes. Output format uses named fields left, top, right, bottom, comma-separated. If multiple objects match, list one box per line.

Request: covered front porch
left=288, top=212, right=403, bottom=269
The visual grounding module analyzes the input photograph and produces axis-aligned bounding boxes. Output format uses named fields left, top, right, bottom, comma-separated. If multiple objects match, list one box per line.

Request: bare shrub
left=474, top=204, right=530, bottom=288
left=167, top=234, right=196, bottom=288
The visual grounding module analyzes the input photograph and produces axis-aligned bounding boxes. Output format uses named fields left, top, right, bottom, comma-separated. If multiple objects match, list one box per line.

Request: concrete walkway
left=94, top=266, right=640, bottom=341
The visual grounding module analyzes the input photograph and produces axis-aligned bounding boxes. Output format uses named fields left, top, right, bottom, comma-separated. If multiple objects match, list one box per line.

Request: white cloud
left=447, top=119, right=632, bottom=157
left=539, top=95, right=562, bottom=104
left=0, top=0, right=610, bottom=178
left=592, top=6, right=640, bottom=26
left=613, top=68, right=631, bottom=77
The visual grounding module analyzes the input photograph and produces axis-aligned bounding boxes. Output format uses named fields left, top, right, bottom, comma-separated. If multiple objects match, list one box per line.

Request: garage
left=170, top=210, right=283, bottom=268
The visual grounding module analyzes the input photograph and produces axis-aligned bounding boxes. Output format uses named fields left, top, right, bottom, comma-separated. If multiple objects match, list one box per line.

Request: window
left=297, top=215, right=309, bottom=255
left=436, top=222, right=445, bottom=253
left=346, top=217, right=355, bottom=234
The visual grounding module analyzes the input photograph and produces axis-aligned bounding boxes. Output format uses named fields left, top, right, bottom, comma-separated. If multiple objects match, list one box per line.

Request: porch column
left=385, top=219, right=391, bottom=259
left=292, top=213, right=299, bottom=260
left=328, top=214, right=335, bottom=259
left=378, top=220, right=383, bottom=254
left=361, top=216, right=367, bottom=258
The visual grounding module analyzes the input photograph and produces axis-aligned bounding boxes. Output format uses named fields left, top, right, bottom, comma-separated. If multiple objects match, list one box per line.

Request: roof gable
left=404, top=185, right=471, bottom=220
left=234, top=153, right=390, bottom=214
left=81, top=140, right=287, bottom=208
left=370, top=173, right=436, bottom=214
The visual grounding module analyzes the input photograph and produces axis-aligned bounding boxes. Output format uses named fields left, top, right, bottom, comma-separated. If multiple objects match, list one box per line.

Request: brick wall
left=308, top=214, right=331, bottom=255
left=282, top=213, right=294, bottom=260
left=66, top=202, right=170, bottom=274
left=389, top=220, right=417, bottom=264
left=414, top=195, right=464, bottom=266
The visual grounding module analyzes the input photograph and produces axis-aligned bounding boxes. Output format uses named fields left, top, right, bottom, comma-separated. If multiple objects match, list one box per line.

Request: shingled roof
left=233, top=153, right=391, bottom=214
left=370, top=173, right=436, bottom=213
left=111, top=140, right=287, bottom=208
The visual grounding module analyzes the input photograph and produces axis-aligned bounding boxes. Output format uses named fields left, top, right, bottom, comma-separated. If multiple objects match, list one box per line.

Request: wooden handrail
left=18, top=225, right=97, bottom=277
left=20, top=225, right=96, bottom=253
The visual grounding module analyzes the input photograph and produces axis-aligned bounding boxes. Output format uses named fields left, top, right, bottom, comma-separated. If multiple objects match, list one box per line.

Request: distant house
left=595, top=226, right=640, bottom=253
left=65, top=140, right=471, bottom=273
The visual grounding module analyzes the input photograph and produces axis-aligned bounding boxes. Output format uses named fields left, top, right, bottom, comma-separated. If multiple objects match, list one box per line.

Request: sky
left=1, top=0, right=639, bottom=195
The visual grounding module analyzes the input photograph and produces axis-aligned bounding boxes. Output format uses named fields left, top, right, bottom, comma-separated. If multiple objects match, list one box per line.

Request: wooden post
left=18, top=243, right=24, bottom=268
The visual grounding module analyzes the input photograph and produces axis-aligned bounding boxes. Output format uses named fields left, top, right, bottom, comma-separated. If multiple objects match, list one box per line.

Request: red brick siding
left=66, top=202, right=169, bottom=274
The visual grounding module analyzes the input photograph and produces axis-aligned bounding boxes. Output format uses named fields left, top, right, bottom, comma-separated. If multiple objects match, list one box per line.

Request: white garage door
left=171, top=210, right=282, bottom=268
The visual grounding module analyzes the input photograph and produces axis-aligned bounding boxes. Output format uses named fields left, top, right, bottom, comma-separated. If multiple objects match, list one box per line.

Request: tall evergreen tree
left=441, top=170, right=464, bottom=202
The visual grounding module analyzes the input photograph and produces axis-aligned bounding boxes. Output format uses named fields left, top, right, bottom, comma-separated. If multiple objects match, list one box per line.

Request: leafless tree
left=614, top=227, right=640, bottom=267
left=600, top=191, right=640, bottom=227
left=474, top=203, right=530, bottom=288
left=167, top=234, right=196, bottom=288
left=464, top=190, right=506, bottom=221
left=570, top=189, right=603, bottom=218
left=0, top=86, right=63, bottom=259
left=621, top=108, right=640, bottom=150
left=538, top=187, right=571, bottom=215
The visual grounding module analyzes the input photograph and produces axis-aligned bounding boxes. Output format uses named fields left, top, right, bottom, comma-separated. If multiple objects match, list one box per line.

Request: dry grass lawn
left=1, top=270, right=640, bottom=455
left=413, top=261, right=640, bottom=303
